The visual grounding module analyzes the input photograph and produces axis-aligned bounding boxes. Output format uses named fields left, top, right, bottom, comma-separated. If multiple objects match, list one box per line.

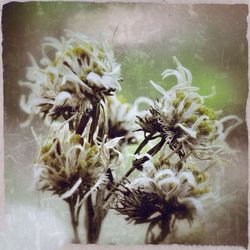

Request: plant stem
left=104, top=138, right=165, bottom=203
left=77, top=101, right=103, bottom=244
left=145, top=214, right=171, bottom=244
left=134, top=132, right=156, bottom=155
left=68, top=199, right=80, bottom=244
left=85, top=195, right=101, bottom=244
left=76, top=109, right=92, bottom=135
left=85, top=195, right=94, bottom=243
left=89, top=103, right=100, bottom=145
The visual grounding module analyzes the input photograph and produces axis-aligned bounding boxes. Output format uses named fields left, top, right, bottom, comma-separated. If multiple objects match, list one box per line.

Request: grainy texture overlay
left=0, top=1, right=249, bottom=250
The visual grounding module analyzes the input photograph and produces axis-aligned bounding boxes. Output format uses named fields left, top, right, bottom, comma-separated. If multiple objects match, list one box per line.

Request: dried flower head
left=35, top=124, right=122, bottom=202
left=20, top=30, right=121, bottom=127
left=137, top=57, right=242, bottom=160
left=114, top=160, right=210, bottom=243
left=99, top=95, right=153, bottom=145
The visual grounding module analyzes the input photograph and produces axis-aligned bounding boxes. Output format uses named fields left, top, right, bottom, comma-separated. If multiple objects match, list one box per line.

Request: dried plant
left=20, top=31, right=242, bottom=244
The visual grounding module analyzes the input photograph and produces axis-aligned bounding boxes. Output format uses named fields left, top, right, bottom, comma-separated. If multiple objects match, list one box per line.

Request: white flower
left=115, top=158, right=210, bottom=225
left=99, top=95, right=153, bottom=144
left=114, top=157, right=211, bottom=244
left=34, top=123, right=123, bottom=201
left=137, top=57, right=242, bottom=160
left=20, top=30, right=121, bottom=127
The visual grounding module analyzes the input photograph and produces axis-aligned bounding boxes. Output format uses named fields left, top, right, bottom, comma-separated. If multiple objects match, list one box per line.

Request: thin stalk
left=62, top=113, right=74, bottom=131
left=133, top=138, right=165, bottom=170
left=85, top=195, right=98, bottom=244
left=104, top=138, right=165, bottom=203
left=83, top=101, right=103, bottom=244
left=134, top=132, right=156, bottom=155
left=89, top=103, right=100, bottom=145
left=68, top=199, right=80, bottom=244
left=84, top=188, right=107, bottom=243
left=146, top=215, right=171, bottom=244
left=76, top=109, right=92, bottom=135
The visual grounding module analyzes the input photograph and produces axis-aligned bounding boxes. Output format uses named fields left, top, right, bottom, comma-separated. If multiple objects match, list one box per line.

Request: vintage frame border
left=0, top=1, right=249, bottom=250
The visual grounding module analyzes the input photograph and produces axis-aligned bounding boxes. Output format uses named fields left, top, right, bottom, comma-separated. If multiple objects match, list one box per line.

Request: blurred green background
left=2, top=3, right=248, bottom=116
left=2, top=2, right=248, bottom=248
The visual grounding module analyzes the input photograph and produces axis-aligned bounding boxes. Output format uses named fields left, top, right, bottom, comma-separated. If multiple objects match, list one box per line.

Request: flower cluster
left=137, top=57, right=242, bottom=160
left=19, top=31, right=242, bottom=245
left=113, top=57, right=241, bottom=244
left=20, top=30, right=121, bottom=127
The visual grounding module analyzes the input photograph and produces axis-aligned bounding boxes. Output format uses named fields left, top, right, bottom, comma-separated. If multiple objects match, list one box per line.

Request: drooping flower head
left=114, top=159, right=210, bottom=243
left=20, top=30, right=121, bottom=127
left=137, top=57, right=242, bottom=160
